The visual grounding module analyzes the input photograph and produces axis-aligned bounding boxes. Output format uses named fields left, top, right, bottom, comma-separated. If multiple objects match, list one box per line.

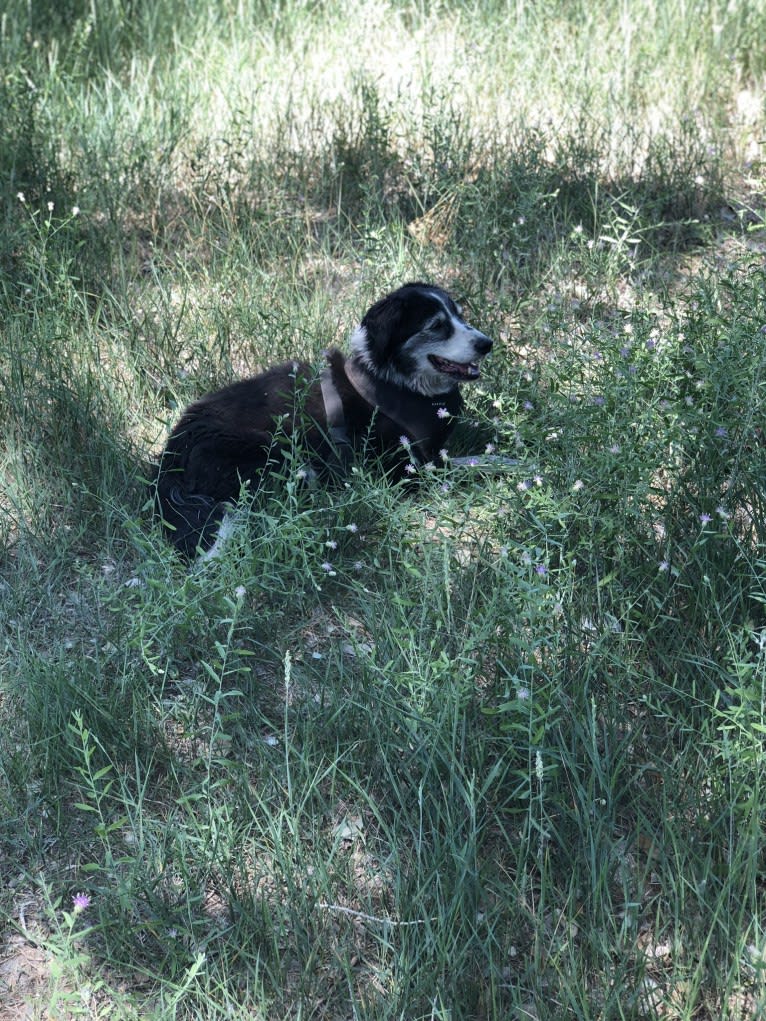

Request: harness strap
left=319, top=366, right=354, bottom=472
left=343, top=357, right=434, bottom=464
left=320, top=354, right=457, bottom=470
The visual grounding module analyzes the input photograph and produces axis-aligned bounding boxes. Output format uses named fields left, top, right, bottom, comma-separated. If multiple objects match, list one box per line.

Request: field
left=2, top=1, right=766, bottom=1017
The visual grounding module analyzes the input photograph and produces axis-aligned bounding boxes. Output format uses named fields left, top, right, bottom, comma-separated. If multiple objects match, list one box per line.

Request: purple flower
left=658, top=560, right=670, bottom=573
left=592, top=395, right=605, bottom=406
left=715, top=426, right=728, bottom=438
left=72, top=892, right=91, bottom=913
left=535, top=564, right=548, bottom=577
left=320, top=561, right=335, bottom=573
left=400, top=435, right=411, bottom=449
left=523, top=401, right=534, bottom=411
left=404, top=462, right=417, bottom=475
left=699, top=513, right=712, bottom=525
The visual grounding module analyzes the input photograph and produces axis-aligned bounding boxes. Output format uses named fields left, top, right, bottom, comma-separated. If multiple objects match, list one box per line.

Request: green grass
left=2, top=0, right=766, bottom=1017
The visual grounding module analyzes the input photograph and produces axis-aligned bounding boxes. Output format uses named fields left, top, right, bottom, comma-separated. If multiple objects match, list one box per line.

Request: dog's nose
left=473, top=334, right=493, bottom=355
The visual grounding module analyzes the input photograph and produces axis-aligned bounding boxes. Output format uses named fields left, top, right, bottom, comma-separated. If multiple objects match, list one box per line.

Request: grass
left=1, top=0, right=766, bottom=1017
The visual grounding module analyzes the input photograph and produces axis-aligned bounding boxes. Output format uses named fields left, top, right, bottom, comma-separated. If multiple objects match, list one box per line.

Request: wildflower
left=439, top=448, right=449, bottom=461
left=399, top=435, right=411, bottom=449
left=646, top=338, right=657, bottom=350
left=353, top=560, right=364, bottom=572
left=517, top=687, right=530, bottom=700
left=716, top=505, right=730, bottom=520
left=345, top=523, right=358, bottom=533
left=685, top=395, right=694, bottom=406
left=320, top=561, right=335, bottom=573
left=535, top=750, right=544, bottom=782
left=71, top=205, right=80, bottom=216
left=592, top=395, right=605, bottom=406
left=47, top=201, right=54, bottom=213
left=404, top=462, right=417, bottom=475
left=234, top=585, right=246, bottom=599
left=572, top=479, right=585, bottom=491
left=699, top=513, right=712, bottom=525
left=72, top=892, right=91, bottom=913
left=609, top=443, right=621, bottom=454
left=658, top=560, right=670, bottom=572
left=325, top=540, right=338, bottom=550
left=715, top=426, right=728, bottom=438
left=436, top=407, right=450, bottom=419
left=533, top=474, right=543, bottom=486
left=535, top=564, right=548, bottom=577
left=694, top=174, right=705, bottom=186
left=440, top=482, right=451, bottom=494
left=17, top=191, right=25, bottom=203
left=523, top=401, right=534, bottom=411
left=517, top=480, right=531, bottom=492
left=620, top=346, right=631, bottom=358
left=485, top=443, right=496, bottom=454
left=295, top=468, right=308, bottom=480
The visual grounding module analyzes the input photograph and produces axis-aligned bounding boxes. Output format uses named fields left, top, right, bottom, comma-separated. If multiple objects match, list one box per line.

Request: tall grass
left=1, top=0, right=766, bottom=1017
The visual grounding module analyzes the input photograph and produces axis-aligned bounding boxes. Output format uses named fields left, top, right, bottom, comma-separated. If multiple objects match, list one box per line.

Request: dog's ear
left=360, top=292, right=403, bottom=358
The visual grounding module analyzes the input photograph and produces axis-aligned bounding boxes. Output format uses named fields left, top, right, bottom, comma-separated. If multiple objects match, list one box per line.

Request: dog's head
left=350, top=282, right=493, bottom=396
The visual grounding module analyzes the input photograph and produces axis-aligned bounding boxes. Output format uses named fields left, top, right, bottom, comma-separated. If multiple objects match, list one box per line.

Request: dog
left=155, top=282, right=493, bottom=557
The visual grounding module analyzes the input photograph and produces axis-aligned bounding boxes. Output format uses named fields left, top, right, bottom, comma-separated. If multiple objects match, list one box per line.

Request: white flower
left=71, top=205, right=80, bottom=216
left=234, top=585, right=246, bottom=599
left=345, top=523, right=358, bottom=532
left=404, top=463, right=417, bottom=475
left=572, top=479, right=585, bottom=491
left=16, top=191, right=25, bottom=203
left=436, top=407, right=450, bottom=419
left=47, top=201, right=54, bottom=212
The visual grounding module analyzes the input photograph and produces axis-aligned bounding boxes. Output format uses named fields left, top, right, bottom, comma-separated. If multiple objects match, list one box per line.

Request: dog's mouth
left=428, top=354, right=482, bottom=380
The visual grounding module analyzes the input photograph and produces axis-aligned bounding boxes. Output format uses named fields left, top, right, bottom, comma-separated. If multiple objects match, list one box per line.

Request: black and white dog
left=155, top=282, right=493, bottom=557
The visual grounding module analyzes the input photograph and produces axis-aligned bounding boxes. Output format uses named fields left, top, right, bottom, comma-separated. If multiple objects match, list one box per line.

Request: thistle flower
left=72, top=892, right=91, bottom=913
